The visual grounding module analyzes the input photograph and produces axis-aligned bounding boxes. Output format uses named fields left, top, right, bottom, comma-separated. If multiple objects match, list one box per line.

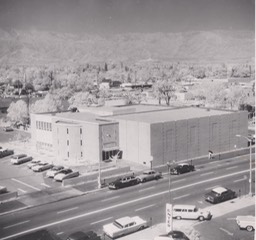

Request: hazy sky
left=0, top=0, right=254, bottom=34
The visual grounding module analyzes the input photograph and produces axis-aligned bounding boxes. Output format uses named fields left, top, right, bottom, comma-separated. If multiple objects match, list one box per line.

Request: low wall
left=62, top=166, right=131, bottom=187
left=0, top=192, right=18, bottom=202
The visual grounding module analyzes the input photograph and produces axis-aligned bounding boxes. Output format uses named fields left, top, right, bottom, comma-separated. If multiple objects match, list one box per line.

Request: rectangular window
left=80, top=128, right=82, bottom=134
left=67, top=128, right=69, bottom=134
left=67, top=140, right=69, bottom=146
left=67, top=152, right=69, bottom=157
left=80, top=140, right=82, bottom=146
left=81, top=152, right=83, bottom=157
left=46, top=123, right=49, bottom=131
left=49, top=123, right=52, bottom=131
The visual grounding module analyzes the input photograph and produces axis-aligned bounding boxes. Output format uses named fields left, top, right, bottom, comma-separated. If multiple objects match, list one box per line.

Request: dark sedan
left=204, top=186, right=236, bottom=204
left=0, top=149, right=14, bottom=158
left=155, top=230, right=190, bottom=240
left=170, top=163, right=195, bottom=175
left=108, top=175, right=138, bottom=190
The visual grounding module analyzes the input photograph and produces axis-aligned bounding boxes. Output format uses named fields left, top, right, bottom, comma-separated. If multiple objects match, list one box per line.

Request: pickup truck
left=136, top=170, right=162, bottom=183
left=236, top=215, right=255, bottom=232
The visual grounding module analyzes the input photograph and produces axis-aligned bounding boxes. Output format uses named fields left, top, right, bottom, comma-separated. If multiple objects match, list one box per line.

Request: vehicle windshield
left=211, top=190, right=220, bottom=196
left=113, top=221, right=124, bottom=229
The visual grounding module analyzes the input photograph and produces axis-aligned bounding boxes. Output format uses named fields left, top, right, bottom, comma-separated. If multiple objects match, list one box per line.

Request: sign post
left=166, top=203, right=173, bottom=233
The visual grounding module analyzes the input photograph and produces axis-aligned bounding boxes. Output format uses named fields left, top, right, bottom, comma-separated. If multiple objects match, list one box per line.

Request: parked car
left=3, top=126, right=14, bottom=132
left=46, top=165, right=65, bottom=178
left=108, top=175, right=138, bottom=190
left=54, top=169, right=79, bottom=182
left=0, top=149, right=14, bottom=158
left=103, top=216, right=148, bottom=238
left=11, top=155, right=32, bottom=165
left=27, top=159, right=41, bottom=169
left=66, top=231, right=100, bottom=240
left=32, top=162, right=53, bottom=172
left=170, top=163, right=195, bottom=175
left=236, top=215, right=255, bottom=232
left=136, top=170, right=162, bottom=183
left=204, top=186, right=236, bottom=204
left=0, top=186, right=7, bottom=194
left=154, top=230, right=190, bottom=240
left=172, top=204, right=212, bottom=221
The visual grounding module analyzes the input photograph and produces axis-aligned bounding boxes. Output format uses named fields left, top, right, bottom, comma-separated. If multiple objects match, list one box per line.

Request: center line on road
left=91, top=217, right=113, bottom=225
left=172, top=179, right=186, bottom=184
left=101, top=196, right=120, bottom=202
left=135, top=204, right=155, bottom=212
left=2, top=168, right=253, bottom=240
left=41, top=183, right=51, bottom=188
left=139, top=186, right=155, bottom=192
left=220, top=227, right=233, bottom=236
left=11, top=178, right=40, bottom=191
left=233, top=178, right=246, bottom=183
left=57, top=207, right=78, bottom=214
left=4, top=220, right=30, bottom=229
left=17, top=188, right=27, bottom=193
left=226, top=166, right=238, bottom=170
left=173, top=194, right=190, bottom=200
left=200, top=172, right=214, bottom=176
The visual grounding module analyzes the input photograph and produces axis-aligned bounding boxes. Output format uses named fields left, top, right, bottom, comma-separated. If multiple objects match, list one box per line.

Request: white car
left=46, top=165, right=65, bottom=178
left=54, top=169, right=79, bottom=182
left=27, top=160, right=41, bottom=169
left=32, top=162, right=53, bottom=172
left=136, top=170, right=162, bottom=183
left=103, top=216, right=148, bottom=238
left=236, top=215, right=255, bottom=232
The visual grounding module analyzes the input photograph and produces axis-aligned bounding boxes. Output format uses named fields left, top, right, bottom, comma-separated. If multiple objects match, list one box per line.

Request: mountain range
left=0, top=29, right=254, bottom=65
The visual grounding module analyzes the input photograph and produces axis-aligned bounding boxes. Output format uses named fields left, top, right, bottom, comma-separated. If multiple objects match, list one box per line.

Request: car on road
left=0, top=149, right=14, bottom=158
left=46, top=165, right=65, bottom=178
left=0, top=185, right=7, bottom=194
left=27, top=159, right=41, bottom=169
left=11, top=155, right=33, bottom=164
left=154, top=230, right=190, bottom=240
left=54, top=168, right=79, bottom=182
left=3, top=126, right=14, bottom=132
left=108, top=175, right=138, bottom=190
left=172, top=204, right=212, bottom=221
left=66, top=231, right=101, bottom=240
left=204, top=186, right=236, bottom=204
left=103, top=216, right=148, bottom=238
left=136, top=170, right=162, bottom=183
left=236, top=215, right=255, bottom=232
left=32, top=162, right=53, bottom=172
left=170, top=163, right=195, bottom=175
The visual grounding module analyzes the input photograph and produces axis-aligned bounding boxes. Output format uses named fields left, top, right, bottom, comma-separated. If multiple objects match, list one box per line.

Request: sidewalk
left=118, top=195, right=255, bottom=240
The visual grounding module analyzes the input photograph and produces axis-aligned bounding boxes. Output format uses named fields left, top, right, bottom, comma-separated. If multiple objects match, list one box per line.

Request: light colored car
left=103, top=216, right=148, bottom=238
left=236, top=215, right=255, bottom=232
left=27, top=160, right=41, bottom=169
left=11, top=156, right=32, bottom=164
left=136, top=170, right=162, bottom=183
left=54, top=169, right=79, bottom=182
left=46, top=165, right=65, bottom=178
left=0, top=186, right=7, bottom=194
left=172, top=204, right=212, bottom=221
left=32, top=162, right=53, bottom=172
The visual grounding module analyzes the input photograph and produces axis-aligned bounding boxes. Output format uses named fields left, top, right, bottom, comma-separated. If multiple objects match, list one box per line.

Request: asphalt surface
left=0, top=155, right=255, bottom=240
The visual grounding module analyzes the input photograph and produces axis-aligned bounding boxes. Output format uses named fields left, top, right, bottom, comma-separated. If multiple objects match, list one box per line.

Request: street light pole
left=236, top=134, right=253, bottom=196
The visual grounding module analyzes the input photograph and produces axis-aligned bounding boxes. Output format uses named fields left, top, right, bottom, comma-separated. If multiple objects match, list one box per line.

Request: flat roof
left=110, top=107, right=235, bottom=123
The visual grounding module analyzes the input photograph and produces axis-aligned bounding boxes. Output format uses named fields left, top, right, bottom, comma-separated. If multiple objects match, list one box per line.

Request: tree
left=68, top=92, right=93, bottom=108
left=225, top=86, right=247, bottom=110
left=7, top=100, right=29, bottom=123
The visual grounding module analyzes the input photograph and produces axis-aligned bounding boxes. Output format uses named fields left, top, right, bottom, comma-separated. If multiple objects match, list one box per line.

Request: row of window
left=66, top=128, right=83, bottom=134
left=36, top=141, right=53, bottom=149
left=65, top=151, right=83, bottom=158
left=36, top=121, right=52, bottom=131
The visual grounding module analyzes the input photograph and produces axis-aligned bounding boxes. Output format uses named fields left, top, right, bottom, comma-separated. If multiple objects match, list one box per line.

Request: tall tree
left=7, top=100, right=29, bottom=123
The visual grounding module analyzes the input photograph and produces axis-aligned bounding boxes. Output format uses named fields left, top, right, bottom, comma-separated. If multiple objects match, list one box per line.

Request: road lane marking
left=91, top=217, right=113, bottom=225
left=139, top=186, right=155, bottom=192
left=226, top=166, right=238, bottom=170
left=173, top=194, right=190, bottom=200
left=205, top=185, right=219, bottom=190
left=233, top=178, right=246, bottom=183
left=56, top=232, right=64, bottom=235
left=3, top=220, right=30, bottom=229
left=219, top=227, right=233, bottom=236
left=101, top=196, right=120, bottom=202
left=41, top=183, right=51, bottom=188
left=57, top=207, right=78, bottom=214
left=135, top=204, right=155, bottom=212
left=200, top=172, right=214, bottom=176
left=11, top=178, right=40, bottom=191
left=2, top=168, right=253, bottom=240
left=172, top=179, right=186, bottom=184
left=17, top=188, right=27, bottom=193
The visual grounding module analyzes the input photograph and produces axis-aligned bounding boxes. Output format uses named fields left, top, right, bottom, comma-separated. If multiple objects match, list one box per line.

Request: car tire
left=246, top=226, right=254, bottom=232
left=199, top=216, right=204, bottom=221
left=142, top=179, right=146, bottom=183
left=176, top=216, right=182, bottom=220
left=139, top=226, right=145, bottom=230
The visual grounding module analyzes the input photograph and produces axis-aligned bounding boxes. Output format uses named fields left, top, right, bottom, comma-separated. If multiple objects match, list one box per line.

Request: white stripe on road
left=17, top=188, right=27, bottom=193
left=56, top=232, right=64, bottom=235
left=3, top=220, right=30, bottom=229
left=139, top=186, right=155, bottom=192
left=205, top=185, right=219, bottom=190
left=200, top=172, right=214, bottom=176
left=135, top=204, right=155, bottom=212
left=41, top=183, right=51, bottom=188
left=173, top=194, right=190, bottom=200
left=226, top=166, right=238, bottom=170
left=172, top=179, right=186, bottom=184
left=101, top=196, right=120, bottom=202
left=220, top=227, right=234, bottom=236
left=57, top=207, right=78, bottom=214
left=233, top=178, right=246, bottom=183
left=2, top=169, right=253, bottom=240
left=11, top=178, right=40, bottom=191
left=91, top=217, right=113, bottom=225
